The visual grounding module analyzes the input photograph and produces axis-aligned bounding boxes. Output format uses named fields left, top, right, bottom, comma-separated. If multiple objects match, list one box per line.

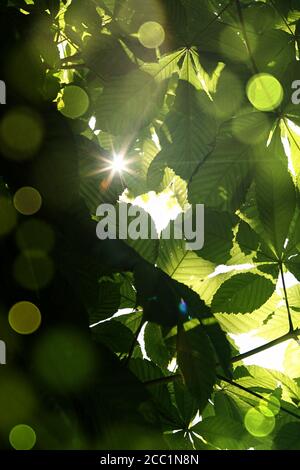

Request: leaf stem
left=279, top=262, right=294, bottom=332
left=230, top=328, right=300, bottom=364
left=144, top=374, right=181, bottom=387
left=217, top=374, right=300, bottom=420
left=143, top=373, right=300, bottom=420
left=124, top=317, right=145, bottom=366
left=197, top=0, right=234, bottom=37
left=235, top=0, right=259, bottom=74
left=269, top=0, right=295, bottom=37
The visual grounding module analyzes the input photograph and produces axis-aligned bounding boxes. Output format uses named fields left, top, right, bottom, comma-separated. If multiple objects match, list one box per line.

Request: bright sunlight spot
left=232, top=332, right=289, bottom=372
left=88, top=116, right=96, bottom=131
left=111, top=153, right=127, bottom=173
left=122, top=189, right=183, bottom=234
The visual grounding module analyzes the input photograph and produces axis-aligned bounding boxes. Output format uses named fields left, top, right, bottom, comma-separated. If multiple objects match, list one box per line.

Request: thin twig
left=124, top=317, right=145, bottom=366
left=231, top=328, right=300, bottom=364
left=143, top=372, right=300, bottom=420
left=217, top=374, right=300, bottom=420
left=269, top=0, right=295, bottom=37
left=144, top=373, right=181, bottom=387
left=279, top=262, right=294, bottom=332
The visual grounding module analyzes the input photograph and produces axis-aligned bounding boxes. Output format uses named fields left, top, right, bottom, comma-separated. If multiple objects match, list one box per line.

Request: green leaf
left=213, top=65, right=246, bottom=121
left=286, top=254, right=300, bottom=281
left=88, top=279, right=121, bottom=324
left=173, top=381, right=199, bottom=426
left=164, top=431, right=195, bottom=450
left=198, top=209, right=237, bottom=264
left=203, top=320, right=232, bottom=376
left=92, top=319, right=135, bottom=353
left=152, top=80, right=216, bottom=180
left=236, top=220, right=260, bottom=255
left=95, top=70, right=165, bottom=136
left=119, top=274, right=137, bottom=309
left=134, top=260, right=210, bottom=326
left=252, top=29, right=295, bottom=77
left=79, top=136, right=125, bottom=210
left=192, top=416, right=252, bottom=450
left=160, top=168, right=188, bottom=208
left=4, top=0, right=300, bottom=451
left=157, top=234, right=215, bottom=288
left=96, top=202, right=159, bottom=264
left=195, top=18, right=251, bottom=63
left=143, top=323, right=171, bottom=369
left=274, top=422, right=300, bottom=450
left=83, top=34, right=135, bottom=79
left=215, top=292, right=281, bottom=335
left=177, top=321, right=216, bottom=411
left=284, top=208, right=300, bottom=280
left=141, top=49, right=185, bottom=82
left=231, top=111, right=274, bottom=146
left=255, top=155, right=296, bottom=258
left=242, top=2, right=277, bottom=34
left=117, top=311, right=143, bottom=336
left=188, top=135, right=253, bottom=212
left=101, top=0, right=115, bottom=14
left=124, top=138, right=160, bottom=197
left=236, top=220, right=278, bottom=268
left=214, top=391, right=243, bottom=423
left=211, top=273, right=275, bottom=314
left=282, top=60, right=300, bottom=125
left=129, top=358, right=164, bottom=384
left=64, top=0, right=100, bottom=33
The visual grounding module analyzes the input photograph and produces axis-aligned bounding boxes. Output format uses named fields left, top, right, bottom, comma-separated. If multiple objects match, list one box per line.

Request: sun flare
left=110, top=153, right=127, bottom=174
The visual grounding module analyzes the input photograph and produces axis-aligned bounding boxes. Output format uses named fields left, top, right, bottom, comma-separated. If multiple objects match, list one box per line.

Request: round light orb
left=9, top=424, right=36, bottom=450
left=9, top=301, right=41, bottom=335
left=58, top=85, right=89, bottom=119
left=247, top=73, right=284, bottom=111
left=138, top=21, right=165, bottom=49
left=13, top=186, right=42, bottom=216
left=244, top=407, right=275, bottom=437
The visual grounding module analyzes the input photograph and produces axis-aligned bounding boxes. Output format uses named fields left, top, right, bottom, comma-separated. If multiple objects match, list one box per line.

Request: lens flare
left=13, top=186, right=42, bottom=216
left=58, top=85, right=89, bottom=119
left=111, top=153, right=127, bottom=173
left=9, top=424, right=36, bottom=450
left=246, top=73, right=283, bottom=112
left=244, top=407, right=275, bottom=437
left=9, top=301, right=42, bottom=335
left=138, top=21, right=165, bottom=49
left=179, top=299, right=188, bottom=316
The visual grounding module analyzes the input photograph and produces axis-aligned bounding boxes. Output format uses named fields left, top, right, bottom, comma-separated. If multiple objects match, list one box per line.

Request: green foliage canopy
left=1, top=0, right=300, bottom=451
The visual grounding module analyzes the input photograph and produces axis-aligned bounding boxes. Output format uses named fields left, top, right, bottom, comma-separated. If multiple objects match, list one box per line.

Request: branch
left=144, top=374, right=181, bottom=387
left=144, top=327, right=300, bottom=374
left=217, top=374, right=300, bottom=420
left=124, top=317, right=145, bottom=366
left=231, top=328, right=300, bottom=364
left=279, top=262, right=294, bottom=332
left=143, top=373, right=300, bottom=420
